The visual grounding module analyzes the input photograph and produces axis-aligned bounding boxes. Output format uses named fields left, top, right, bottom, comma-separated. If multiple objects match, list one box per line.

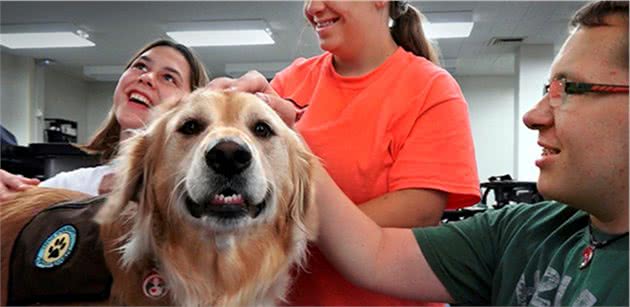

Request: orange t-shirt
left=272, top=47, right=480, bottom=306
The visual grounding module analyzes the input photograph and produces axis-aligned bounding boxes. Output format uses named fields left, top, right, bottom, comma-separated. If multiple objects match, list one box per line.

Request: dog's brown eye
left=178, top=119, right=205, bottom=136
left=252, top=121, right=274, bottom=139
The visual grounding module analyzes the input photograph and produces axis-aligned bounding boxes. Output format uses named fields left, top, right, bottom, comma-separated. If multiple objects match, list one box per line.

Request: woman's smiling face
left=113, top=46, right=192, bottom=131
left=303, top=0, right=385, bottom=55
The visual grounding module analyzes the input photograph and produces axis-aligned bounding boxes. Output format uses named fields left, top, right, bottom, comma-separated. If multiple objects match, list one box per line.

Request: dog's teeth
left=212, top=194, right=226, bottom=205
left=210, top=193, right=245, bottom=205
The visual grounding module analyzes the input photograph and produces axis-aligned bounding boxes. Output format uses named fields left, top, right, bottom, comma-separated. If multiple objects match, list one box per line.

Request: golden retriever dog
left=1, top=90, right=317, bottom=306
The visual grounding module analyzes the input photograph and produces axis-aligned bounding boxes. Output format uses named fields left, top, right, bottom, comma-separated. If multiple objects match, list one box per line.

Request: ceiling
left=1, top=1, right=587, bottom=81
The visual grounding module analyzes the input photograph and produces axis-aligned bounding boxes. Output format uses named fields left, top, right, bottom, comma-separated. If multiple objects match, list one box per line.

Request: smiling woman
left=0, top=39, right=209, bottom=200
left=84, top=40, right=209, bottom=163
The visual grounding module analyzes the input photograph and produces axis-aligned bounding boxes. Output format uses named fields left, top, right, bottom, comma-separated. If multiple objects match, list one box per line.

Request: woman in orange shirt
left=209, top=1, right=480, bottom=305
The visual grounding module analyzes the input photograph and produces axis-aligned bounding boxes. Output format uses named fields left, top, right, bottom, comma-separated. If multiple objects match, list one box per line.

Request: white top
left=39, top=164, right=114, bottom=196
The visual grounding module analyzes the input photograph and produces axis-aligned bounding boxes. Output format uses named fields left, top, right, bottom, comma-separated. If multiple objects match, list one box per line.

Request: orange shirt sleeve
left=389, top=72, right=480, bottom=209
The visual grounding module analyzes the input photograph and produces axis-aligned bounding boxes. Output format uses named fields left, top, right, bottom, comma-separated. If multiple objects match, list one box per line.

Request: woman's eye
left=252, top=121, right=274, bottom=139
left=133, top=62, right=148, bottom=72
left=178, top=119, right=205, bottom=136
left=163, top=74, right=176, bottom=84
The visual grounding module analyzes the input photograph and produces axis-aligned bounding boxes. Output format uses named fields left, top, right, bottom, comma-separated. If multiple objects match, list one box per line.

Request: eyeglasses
left=543, top=78, right=629, bottom=107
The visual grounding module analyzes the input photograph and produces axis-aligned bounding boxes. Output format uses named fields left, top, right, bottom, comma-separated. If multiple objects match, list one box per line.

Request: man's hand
left=0, top=169, right=40, bottom=202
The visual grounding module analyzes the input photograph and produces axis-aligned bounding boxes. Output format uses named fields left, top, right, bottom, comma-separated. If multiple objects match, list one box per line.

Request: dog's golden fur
left=1, top=90, right=317, bottom=306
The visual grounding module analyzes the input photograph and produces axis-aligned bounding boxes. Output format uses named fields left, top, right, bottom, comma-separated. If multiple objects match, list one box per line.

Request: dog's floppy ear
left=95, top=96, right=180, bottom=226
left=94, top=130, right=149, bottom=225
left=287, top=133, right=318, bottom=241
left=95, top=104, right=178, bottom=267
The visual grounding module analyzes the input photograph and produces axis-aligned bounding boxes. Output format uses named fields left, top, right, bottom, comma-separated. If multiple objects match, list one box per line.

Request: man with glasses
left=309, top=1, right=628, bottom=305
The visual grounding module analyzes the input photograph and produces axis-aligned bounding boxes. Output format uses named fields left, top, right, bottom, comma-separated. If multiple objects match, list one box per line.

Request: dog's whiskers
left=168, top=176, right=187, bottom=205
left=166, top=176, right=188, bottom=222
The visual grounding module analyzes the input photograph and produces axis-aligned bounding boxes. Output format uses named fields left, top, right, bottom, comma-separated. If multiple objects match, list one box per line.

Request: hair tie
left=392, top=0, right=410, bottom=19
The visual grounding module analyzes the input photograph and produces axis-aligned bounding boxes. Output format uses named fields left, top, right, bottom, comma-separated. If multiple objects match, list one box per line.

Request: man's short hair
left=570, top=1, right=628, bottom=28
left=570, top=1, right=629, bottom=69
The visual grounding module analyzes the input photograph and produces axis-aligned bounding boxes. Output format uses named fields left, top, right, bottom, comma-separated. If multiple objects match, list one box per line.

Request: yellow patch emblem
left=35, top=225, right=77, bottom=268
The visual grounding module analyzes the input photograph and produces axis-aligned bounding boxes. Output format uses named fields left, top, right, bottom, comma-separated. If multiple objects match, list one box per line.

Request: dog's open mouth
left=185, top=188, right=266, bottom=220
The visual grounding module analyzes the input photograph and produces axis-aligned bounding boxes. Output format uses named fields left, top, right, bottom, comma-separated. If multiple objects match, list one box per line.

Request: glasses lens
left=548, top=79, right=565, bottom=107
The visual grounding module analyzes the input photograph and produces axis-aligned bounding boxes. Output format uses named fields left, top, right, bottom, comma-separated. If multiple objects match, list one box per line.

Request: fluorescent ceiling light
left=167, top=29, right=273, bottom=46
left=420, top=11, right=474, bottom=39
left=423, top=22, right=474, bottom=39
left=0, top=32, right=95, bottom=49
left=0, top=23, right=94, bottom=49
left=166, top=19, right=274, bottom=47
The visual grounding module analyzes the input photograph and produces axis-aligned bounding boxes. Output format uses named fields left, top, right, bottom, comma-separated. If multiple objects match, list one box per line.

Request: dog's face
left=95, top=89, right=316, bottom=305
left=98, top=88, right=314, bottom=246
left=168, top=90, right=299, bottom=231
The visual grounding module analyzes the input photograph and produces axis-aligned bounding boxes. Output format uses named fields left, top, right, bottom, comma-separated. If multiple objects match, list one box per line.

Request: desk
left=1, top=143, right=100, bottom=180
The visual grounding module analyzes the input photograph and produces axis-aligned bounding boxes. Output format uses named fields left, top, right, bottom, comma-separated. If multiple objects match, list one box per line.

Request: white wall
left=456, top=75, right=516, bottom=182
left=514, top=45, right=554, bottom=181
left=1, top=52, right=115, bottom=146
left=0, top=57, right=115, bottom=145
left=44, top=69, right=89, bottom=143
left=1, top=52, right=36, bottom=145
left=86, top=82, right=116, bottom=137
left=457, top=46, right=555, bottom=184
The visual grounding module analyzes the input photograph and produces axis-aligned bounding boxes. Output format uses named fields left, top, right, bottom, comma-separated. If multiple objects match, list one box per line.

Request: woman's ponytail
left=389, top=0, right=440, bottom=65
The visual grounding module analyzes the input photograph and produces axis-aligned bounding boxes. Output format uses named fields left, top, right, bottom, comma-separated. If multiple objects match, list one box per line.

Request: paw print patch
left=35, top=225, right=77, bottom=268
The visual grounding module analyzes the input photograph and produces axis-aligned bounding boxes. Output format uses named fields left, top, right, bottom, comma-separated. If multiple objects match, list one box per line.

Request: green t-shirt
left=413, top=201, right=628, bottom=306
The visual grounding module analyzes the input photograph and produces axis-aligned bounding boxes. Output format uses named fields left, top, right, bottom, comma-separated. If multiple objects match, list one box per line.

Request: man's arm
left=313, top=162, right=453, bottom=302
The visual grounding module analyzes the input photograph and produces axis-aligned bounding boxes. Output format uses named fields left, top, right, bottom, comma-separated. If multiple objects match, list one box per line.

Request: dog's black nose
left=206, top=140, right=252, bottom=176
